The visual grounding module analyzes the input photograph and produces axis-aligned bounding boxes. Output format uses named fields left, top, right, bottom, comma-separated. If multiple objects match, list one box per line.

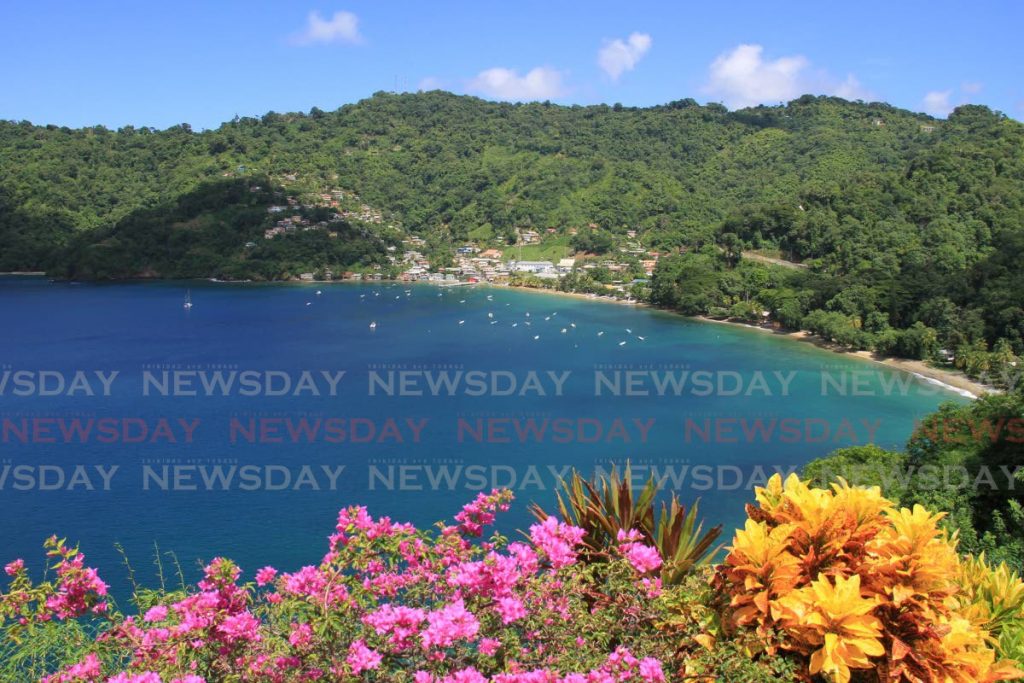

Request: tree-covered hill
left=1, top=91, right=1022, bottom=354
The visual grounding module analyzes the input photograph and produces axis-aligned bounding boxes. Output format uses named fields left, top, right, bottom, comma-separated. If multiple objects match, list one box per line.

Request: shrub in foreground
left=1, top=490, right=709, bottom=682
left=3, top=477, right=1024, bottom=682
left=716, top=473, right=1024, bottom=683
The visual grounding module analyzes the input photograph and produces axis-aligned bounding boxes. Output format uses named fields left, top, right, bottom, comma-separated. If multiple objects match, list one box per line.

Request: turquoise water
left=0, top=277, right=964, bottom=591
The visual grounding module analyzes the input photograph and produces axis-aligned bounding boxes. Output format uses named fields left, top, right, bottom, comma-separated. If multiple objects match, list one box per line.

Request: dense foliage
left=0, top=488, right=793, bottom=683
left=805, top=393, right=1024, bottom=569
left=47, top=178, right=397, bottom=280
left=717, top=473, right=1024, bottom=682
left=4, top=476, right=1024, bottom=682
left=2, top=92, right=1022, bottom=353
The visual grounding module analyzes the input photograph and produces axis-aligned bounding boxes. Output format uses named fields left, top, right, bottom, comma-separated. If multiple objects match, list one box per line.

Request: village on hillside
left=254, top=175, right=660, bottom=297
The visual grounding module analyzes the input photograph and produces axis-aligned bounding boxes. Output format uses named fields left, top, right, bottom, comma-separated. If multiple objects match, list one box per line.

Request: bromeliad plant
left=717, top=473, right=1024, bottom=683
left=528, top=463, right=723, bottom=584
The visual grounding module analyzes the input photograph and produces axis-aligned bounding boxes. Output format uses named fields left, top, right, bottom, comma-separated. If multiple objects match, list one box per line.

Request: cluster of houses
left=252, top=180, right=662, bottom=289
left=391, top=239, right=661, bottom=287
left=262, top=187, right=391, bottom=240
left=316, top=190, right=386, bottom=224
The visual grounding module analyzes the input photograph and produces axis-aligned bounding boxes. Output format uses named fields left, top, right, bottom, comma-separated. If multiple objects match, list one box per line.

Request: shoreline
left=503, top=283, right=990, bottom=400
left=7, top=274, right=990, bottom=399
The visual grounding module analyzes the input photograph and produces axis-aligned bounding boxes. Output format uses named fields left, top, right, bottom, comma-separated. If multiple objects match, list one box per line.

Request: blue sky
left=1, top=1, right=1021, bottom=129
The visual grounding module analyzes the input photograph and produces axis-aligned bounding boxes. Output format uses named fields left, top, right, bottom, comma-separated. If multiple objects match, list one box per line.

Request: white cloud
left=704, top=44, right=808, bottom=108
left=292, top=10, right=362, bottom=46
left=834, top=74, right=872, bottom=101
left=597, top=32, right=652, bottom=81
left=961, top=81, right=983, bottom=95
left=703, top=44, right=874, bottom=109
left=467, top=66, right=567, bottom=101
left=922, top=89, right=953, bottom=117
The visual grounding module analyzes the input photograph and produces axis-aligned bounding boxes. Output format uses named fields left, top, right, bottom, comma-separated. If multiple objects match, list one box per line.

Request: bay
left=0, top=277, right=964, bottom=591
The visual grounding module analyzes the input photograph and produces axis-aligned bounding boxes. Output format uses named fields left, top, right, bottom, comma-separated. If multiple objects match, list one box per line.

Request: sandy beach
left=705, top=322, right=992, bottom=399
left=502, top=283, right=992, bottom=399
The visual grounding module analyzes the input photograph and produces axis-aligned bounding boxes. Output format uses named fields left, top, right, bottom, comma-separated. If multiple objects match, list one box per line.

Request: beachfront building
left=509, top=260, right=559, bottom=279
left=557, top=258, right=577, bottom=273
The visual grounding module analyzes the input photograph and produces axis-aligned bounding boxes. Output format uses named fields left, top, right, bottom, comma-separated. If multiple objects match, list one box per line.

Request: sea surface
left=0, top=277, right=965, bottom=596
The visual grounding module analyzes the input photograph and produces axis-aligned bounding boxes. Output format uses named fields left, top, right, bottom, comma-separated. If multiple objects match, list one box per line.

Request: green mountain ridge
left=1, top=91, right=1022, bottom=355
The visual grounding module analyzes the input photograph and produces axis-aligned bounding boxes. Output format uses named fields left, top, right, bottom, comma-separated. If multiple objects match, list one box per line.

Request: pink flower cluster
left=15, top=489, right=674, bottom=683
left=346, top=639, right=383, bottom=674
left=407, top=647, right=666, bottom=683
left=452, top=489, right=514, bottom=536
left=422, top=599, right=481, bottom=649
left=43, top=538, right=109, bottom=620
left=43, top=656, right=205, bottom=683
left=363, top=603, right=427, bottom=650
left=529, top=517, right=586, bottom=569
left=616, top=530, right=662, bottom=575
left=329, top=504, right=415, bottom=551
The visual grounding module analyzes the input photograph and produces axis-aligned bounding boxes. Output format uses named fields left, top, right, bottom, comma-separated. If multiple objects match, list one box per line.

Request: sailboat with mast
left=183, top=290, right=193, bottom=309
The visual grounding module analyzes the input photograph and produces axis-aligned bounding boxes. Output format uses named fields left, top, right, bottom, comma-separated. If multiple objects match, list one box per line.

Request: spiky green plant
left=529, top=464, right=722, bottom=584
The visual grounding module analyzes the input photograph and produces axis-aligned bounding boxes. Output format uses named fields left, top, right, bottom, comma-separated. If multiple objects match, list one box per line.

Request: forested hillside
left=1, top=91, right=1022, bottom=356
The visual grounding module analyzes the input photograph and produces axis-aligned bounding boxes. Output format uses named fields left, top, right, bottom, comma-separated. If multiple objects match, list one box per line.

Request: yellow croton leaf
left=775, top=574, right=884, bottom=682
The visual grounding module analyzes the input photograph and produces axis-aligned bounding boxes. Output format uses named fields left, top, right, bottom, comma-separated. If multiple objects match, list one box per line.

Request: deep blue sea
left=0, top=277, right=965, bottom=597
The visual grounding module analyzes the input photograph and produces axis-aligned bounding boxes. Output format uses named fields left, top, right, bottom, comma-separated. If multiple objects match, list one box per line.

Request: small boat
left=183, top=290, right=193, bottom=309
left=619, top=341, right=627, bottom=346
left=597, top=331, right=604, bottom=336
left=533, top=335, right=540, bottom=340
left=369, top=321, right=377, bottom=330
left=458, top=320, right=465, bottom=325
left=316, top=290, right=322, bottom=296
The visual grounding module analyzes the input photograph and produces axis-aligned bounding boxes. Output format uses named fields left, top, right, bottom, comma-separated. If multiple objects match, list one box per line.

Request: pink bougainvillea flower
left=254, top=566, right=277, bottom=586
left=143, top=605, right=168, bottom=623
left=639, top=657, right=666, bottom=682
left=495, top=596, right=528, bottom=624
left=528, top=517, right=585, bottom=569
left=421, top=599, right=480, bottom=649
left=346, top=639, right=383, bottom=674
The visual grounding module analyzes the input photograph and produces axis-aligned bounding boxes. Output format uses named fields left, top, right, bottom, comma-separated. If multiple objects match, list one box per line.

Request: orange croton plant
left=716, top=473, right=1024, bottom=683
